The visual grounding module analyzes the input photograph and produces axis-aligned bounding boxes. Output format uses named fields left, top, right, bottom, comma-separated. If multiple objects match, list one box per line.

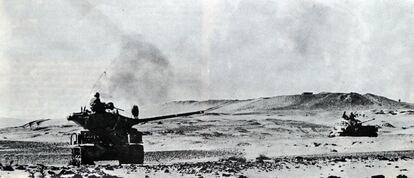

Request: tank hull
left=338, top=125, right=378, bottom=137
left=69, top=130, right=144, bottom=165
left=329, top=125, right=378, bottom=137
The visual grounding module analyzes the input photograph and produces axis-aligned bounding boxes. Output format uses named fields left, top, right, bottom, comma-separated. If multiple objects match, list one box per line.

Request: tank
left=329, top=118, right=378, bottom=137
left=67, top=105, right=205, bottom=165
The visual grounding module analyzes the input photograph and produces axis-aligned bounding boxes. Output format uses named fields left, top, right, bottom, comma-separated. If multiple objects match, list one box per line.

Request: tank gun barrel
left=131, top=110, right=205, bottom=125
left=114, top=107, right=125, bottom=111
left=360, top=118, right=375, bottom=124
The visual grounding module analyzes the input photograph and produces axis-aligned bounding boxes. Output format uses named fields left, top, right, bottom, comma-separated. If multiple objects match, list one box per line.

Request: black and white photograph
left=0, top=0, right=414, bottom=177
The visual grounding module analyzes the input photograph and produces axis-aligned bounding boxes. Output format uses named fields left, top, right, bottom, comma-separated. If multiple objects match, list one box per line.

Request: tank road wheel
left=80, top=147, right=95, bottom=165
left=356, top=126, right=378, bottom=137
left=119, top=145, right=144, bottom=164
left=132, top=145, right=144, bottom=164
left=367, top=127, right=378, bottom=137
left=69, top=148, right=81, bottom=166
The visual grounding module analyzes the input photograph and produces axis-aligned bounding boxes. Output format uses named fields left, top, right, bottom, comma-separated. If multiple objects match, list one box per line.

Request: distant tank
left=329, top=118, right=378, bottom=137
left=67, top=104, right=205, bottom=165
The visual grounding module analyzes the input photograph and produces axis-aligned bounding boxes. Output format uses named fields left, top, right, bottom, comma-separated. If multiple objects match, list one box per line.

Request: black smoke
left=97, top=37, right=173, bottom=106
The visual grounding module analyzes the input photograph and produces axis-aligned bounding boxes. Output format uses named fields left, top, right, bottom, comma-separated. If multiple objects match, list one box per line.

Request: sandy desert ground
left=1, top=92, right=414, bottom=178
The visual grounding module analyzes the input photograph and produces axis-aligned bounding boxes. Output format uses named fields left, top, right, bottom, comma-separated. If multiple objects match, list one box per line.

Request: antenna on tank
left=84, top=57, right=117, bottom=106
left=82, top=71, right=107, bottom=106
left=88, top=56, right=118, bottom=96
left=89, top=71, right=107, bottom=95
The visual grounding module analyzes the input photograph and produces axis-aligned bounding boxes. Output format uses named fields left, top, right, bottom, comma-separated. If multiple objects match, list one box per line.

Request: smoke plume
left=97, top=36, right=173, bottom=107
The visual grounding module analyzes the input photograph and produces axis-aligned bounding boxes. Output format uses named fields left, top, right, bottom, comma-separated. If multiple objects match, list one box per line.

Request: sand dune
left=160, top=92, right=413, bottom=114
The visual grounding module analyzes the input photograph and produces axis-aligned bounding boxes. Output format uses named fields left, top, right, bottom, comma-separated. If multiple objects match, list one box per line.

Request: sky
left=0, top=0, right=413, bottom=120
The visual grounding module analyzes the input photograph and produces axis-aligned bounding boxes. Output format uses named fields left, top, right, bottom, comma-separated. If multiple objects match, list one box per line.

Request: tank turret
left=67, top=105, right=206, bottom=165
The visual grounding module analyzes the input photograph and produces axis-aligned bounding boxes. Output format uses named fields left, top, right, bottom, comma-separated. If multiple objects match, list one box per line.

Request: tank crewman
left=342, top=111, right=349, bottom=120
left=342, top=111, right=361, bottom=126
left=348, top=112, right=360, bottom=126
left=90, top=92, right=106, bottom=113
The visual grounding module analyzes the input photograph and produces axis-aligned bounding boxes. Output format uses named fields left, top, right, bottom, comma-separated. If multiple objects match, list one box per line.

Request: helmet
left=94, top=92, right=100, bottom=97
